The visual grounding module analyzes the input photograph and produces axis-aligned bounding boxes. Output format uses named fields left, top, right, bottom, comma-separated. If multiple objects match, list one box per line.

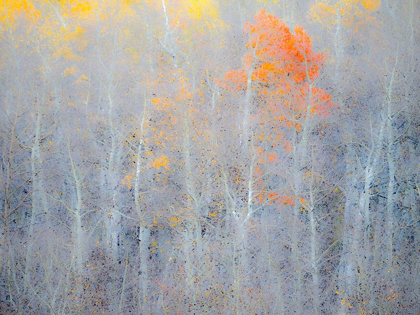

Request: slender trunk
left=184, top=229, right=196, bottom=302
left=68, top=142, right=85, bottom=273
left=243, top=64, right=254, bottom=148
left=183, top=111, right=203, bottom=259
left=385, top=48, right=398, bottom=272
left=25, top=109, right=42, bottom=288
left=360, top=117, right=385, bottom=265
left=233, top=230, right=241, bottom=315
left=134, top=94, right=151, bottom=314
left=290, top=128, right=303, bottom=313
left=334, top=7, right=343, bottom=96
left=263, top=224, right=285, bottom=314
left=339, top=152, right=360, bottom=301
left=2, top=116, right=22, bottom=311
left=118, top=254, right=129, bottom=314
left=105, top=80, right=121, bottom=258
left=308, top=159, right=320, bottom=314
left=139, top=225, right=151, bottom=314
left=386, top=96, right=396, bottom=273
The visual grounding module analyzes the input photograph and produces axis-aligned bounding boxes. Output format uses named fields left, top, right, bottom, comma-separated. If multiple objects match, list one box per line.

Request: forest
left=0, top=0, right=419, bottom=314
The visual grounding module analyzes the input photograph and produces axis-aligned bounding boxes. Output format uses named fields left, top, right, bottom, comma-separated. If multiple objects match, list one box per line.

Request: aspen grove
left=0, top=0, right=419, bottom=314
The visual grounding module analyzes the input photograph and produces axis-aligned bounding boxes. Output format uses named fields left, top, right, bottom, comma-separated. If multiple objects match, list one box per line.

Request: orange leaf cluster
left=256, top=191, right=295, bottom=208
left=222, top=9, right=335, bottom=127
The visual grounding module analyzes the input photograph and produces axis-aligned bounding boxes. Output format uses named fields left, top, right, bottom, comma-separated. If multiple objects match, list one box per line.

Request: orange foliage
left=222, top=10, right=336, bottom=211
left=267, top=152, right=277, bottom=162
left=220, top=69, right=247, bottom=91
left=257, top=190, right=295, bottom=209
left=222, top=9, right=335, bottom=127
left=244, top=10, right=325, bottom=84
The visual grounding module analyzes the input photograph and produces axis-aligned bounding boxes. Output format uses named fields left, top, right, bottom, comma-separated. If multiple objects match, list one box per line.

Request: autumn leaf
left=223, top=9, right=335, bottom=131
left=152, top=155, right=170, bottom=170
left=121, top=174, right=133, bottom=189
left=170, top=216, right=180, bottom=227
left=360, top=0, right=380, bottom=11
left=310, top=0, right=380, bottom=30
left=268, top=152, right=277, bottom=162
left=0, top=0, right=41, bottom=26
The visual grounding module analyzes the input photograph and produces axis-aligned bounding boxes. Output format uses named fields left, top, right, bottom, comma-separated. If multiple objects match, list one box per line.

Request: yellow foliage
left=121, top=174, right=133, bottom=188
left=37, top=18, right=87, bottom=60
left=66, top=0, right=136, bottom=24
left=256, top=0, right=278, bottom=3
left=310, top=0, right=380, bottom=29
left=360, top=0, right=380, bottom=11
left=63, top=66, right=76, bottom=77
left=152, top=155, right=170, bottom=170
left=172, top=0, right=225, bottom=31
left=170, top=216, right=180, bottom=227
left=184, top=0, right=218, bottom=21
left=152, top=98, right=162, bottom=104
left=0, top=0, right=41, bottom=26
left=150, top=241, right=158, bottom=253
left=76, top=74, right=89, bottom=83
left=70, top=1, right=94, bottom=19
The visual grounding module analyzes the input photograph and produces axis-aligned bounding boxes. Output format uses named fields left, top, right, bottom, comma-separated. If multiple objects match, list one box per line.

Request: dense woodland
left=0, top=0, right=419, bottom=314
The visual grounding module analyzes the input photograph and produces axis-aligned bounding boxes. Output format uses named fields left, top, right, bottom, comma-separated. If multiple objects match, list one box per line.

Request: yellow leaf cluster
left=150, top=241, right=158, bottom=253
left=70, top=1, right=94, bottom=19
left=67, top=0, right=136, bottom=23
left=38, top=20, right=87, bottom=60
left=310, top=0, right=380, bottom=29
left=256, top=0, right=278, bottom=4
left=63, top=66, right=76, bottom=77
left=152, top=98, right=162, bottom=104
left=76, top=74, right=89, bottom=83
left=184, top=0, right=218, bottom=21
left=360, top=0, right=380, bottom=11
left=0, top=0, right=41, bottom=26
left=121, top=174, right=133, bottom=188
left=152, top=155, right=170, bottom=170
left=170, top=216, right=180, bottom=227
left=178, top=0, right=224, bottom=30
